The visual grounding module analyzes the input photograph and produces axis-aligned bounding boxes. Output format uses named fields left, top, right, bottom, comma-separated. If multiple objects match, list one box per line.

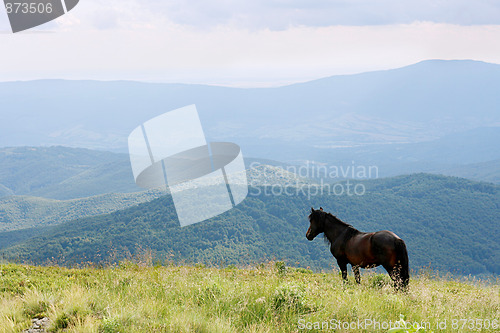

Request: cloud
left=113, top=0, right=500, bottom=30
left=2, top=0, right=500, bottom=33
left=1, top=21, right=500, bottom=86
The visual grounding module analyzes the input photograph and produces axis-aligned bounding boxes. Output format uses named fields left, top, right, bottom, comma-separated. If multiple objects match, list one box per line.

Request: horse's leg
left=337, top=259, right=348, bottom=282
left=383, top=265, right=395, bottom=281
left=383, top=265, right=401, bottom=290
left=391, top=264, right=404, bottom=291
left=352, top=265, right=361, bottom=284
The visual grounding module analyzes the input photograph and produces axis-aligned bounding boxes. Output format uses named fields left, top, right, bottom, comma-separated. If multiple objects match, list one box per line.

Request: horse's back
left=373, top=230, right=401, bottom=242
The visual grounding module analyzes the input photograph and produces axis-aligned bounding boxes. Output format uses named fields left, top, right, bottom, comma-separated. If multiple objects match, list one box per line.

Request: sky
left=1, top=0, right=500, bottom=86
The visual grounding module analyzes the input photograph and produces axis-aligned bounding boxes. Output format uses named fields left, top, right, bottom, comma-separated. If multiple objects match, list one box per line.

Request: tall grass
left=0, top=262, right=498, bottom=332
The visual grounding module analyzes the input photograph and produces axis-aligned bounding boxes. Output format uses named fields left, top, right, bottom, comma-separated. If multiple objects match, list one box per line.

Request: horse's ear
left=320, top=207, right=323, bottom=211
left=311, top=207, right=314, bottom=213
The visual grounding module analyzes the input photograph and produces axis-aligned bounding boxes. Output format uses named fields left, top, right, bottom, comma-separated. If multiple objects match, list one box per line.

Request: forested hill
left=1, top=174, right=498, bottom=276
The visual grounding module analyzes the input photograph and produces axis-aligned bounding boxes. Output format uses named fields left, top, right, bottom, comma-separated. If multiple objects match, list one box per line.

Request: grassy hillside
left=0, top=262, right=498, bottom=332
left=2, top=174, right=498, bottom=275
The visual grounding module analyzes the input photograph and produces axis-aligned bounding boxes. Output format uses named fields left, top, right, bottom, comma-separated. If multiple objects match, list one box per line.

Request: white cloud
left=80, top=0, right=500, bottom=30
left=1, top=1, right=500, bottom=86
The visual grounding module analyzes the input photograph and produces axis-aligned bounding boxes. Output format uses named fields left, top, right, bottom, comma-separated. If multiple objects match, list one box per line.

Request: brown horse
left=306, top=207, right=409, bottom=290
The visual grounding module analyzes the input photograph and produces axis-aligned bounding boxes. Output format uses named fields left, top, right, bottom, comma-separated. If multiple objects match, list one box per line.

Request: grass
left=0, top=262, right=498, bottom=332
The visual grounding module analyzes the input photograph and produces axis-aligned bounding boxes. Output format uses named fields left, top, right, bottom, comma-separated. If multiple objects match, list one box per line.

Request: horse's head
left=306, top=207, right=325, bottom=240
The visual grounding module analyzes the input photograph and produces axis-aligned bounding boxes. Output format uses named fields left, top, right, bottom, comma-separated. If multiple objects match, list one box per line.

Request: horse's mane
left=322, top=212, right=360, bottom=245
left=324, top=212, right=353, bottom=228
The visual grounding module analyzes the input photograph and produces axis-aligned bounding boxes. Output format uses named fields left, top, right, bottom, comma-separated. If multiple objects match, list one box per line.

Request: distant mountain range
left=2, top=59, right=499, bottom=178
left=1, top=173, right=498, bottom=276
left=307, top=126, right=500, bottom=177
left=436, top=159, right=500, bottom=184
left=1, top=60, right=499, bottom=151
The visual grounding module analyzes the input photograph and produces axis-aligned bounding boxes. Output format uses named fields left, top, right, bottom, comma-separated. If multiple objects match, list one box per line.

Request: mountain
left=0, top=146, right=141, bottom=199
left=2, top=60, right=499, bottom=182
left=303, top=126, right=500, bottom=178
left=0, top=190, right=166, bottom=232
left=2, top=174, right=498, bottom=276
left=0, top=226, right=55, bottom=251
left=2, top=129, right=500, bottom=202
left=0, top=146, right=311, bottom=199
left=432, top=159, right=500, bottom=184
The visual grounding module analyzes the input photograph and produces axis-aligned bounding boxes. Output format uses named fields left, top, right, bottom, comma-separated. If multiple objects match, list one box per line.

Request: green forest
left=1, top=173, right=498, bottom=276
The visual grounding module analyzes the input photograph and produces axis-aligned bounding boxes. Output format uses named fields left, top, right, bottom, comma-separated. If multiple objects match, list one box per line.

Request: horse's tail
left=395, top=238, right=409, bottom=290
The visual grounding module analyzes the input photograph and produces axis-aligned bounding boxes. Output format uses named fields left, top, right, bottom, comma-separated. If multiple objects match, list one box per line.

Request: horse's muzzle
left=306, top=228, right=315, bottom=241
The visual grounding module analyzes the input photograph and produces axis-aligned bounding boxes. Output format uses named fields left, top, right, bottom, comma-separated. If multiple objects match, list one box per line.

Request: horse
left=306, top=207, right=409, bottom=290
